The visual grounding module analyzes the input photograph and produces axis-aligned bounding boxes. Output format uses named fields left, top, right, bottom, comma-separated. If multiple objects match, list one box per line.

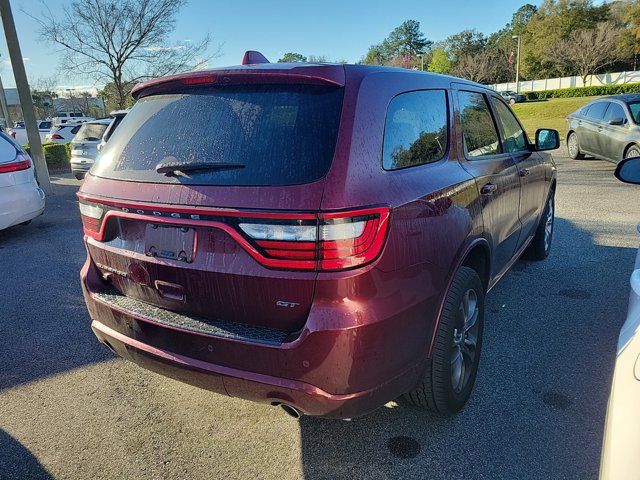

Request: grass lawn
left=512, top=96, right=601, bottom=142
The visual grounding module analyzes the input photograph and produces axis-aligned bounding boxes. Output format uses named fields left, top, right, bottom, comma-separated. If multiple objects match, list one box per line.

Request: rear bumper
left=81, top=255, right=438, bottom=419
left=70, top=157, right=94, bottom=173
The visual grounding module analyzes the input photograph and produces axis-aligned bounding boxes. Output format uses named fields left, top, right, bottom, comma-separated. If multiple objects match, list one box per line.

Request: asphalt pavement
left=1, top=151, right=639, bottom=480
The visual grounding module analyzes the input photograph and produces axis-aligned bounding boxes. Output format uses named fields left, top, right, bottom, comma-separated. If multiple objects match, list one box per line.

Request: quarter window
left=491, top=98, right=528, bottom=153
left=604, top=103, right=626, bottom=124
left=382, top=90, right=448, bottom=170
left=458, top=91, right=501, bottom=158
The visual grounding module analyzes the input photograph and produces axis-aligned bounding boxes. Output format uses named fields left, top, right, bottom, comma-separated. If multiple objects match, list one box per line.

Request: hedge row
left=22, top=142, right=70, bottom=168
left=524, top=82, right=640, bottom=100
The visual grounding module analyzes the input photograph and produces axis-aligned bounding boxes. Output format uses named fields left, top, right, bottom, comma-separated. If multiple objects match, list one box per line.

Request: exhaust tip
left=278, top=403, right=303, bottom=419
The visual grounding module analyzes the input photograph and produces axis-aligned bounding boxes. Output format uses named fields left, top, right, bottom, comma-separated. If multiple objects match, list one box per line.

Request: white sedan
left=601, top=157, right=640, bottom=479
left=0, top=132, right=45, bottom=231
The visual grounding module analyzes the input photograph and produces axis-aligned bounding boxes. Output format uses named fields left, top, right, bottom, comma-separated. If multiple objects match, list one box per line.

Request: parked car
left=77, top=56, right=559, bottom=419
left=96, top=109, right=129, bottom=153
left=52, top=113, right=94, bottom=125
left=70, top=119, right=112, bottom=180
left=566, top=94, right=640, bottom=162
left=7, top=120, right=52, bottom=145
left=499, top=90, right=526, bottom=104
left=0, top=131, right=45, bottom=230
left=600, top=156, right=640, bottom=479
left=45, top=122, right=84, bottom=144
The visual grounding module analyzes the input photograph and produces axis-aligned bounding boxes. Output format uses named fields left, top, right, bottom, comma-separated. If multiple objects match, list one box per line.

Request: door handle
left=480, top=183, right=498, bottom=195
left=519, top=168, right=530, bottom=177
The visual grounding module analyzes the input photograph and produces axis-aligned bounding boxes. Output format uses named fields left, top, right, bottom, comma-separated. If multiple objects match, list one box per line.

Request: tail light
left=77, top=196, right=389, bottom=272
left=241, top=208, right=390, bottom=271
left=50, top=134, right=64, bottom=139
left=0, top=154, right=31, bottom=174
left=79, top=200, right=104, bottom=234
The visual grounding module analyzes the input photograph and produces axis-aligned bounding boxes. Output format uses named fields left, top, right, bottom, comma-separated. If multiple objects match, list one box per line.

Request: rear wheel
left=509, top=98, right=516, bottom=105
left=567, top=132, right=585, bottom=160
left=74, top=172, right=85, bottom=181
left=526, top=192, right=554, bottom=261
left=404, top=266, right=484, bottom=415
left=625, top=145, right=640, bottom=159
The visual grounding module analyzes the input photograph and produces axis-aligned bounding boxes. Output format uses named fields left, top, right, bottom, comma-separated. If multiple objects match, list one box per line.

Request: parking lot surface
left=1, top=151, right=639, bottom=480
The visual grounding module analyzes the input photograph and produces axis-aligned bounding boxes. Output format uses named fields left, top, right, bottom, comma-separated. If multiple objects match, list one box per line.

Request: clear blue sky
left=0, top=0, right=595, bottom=90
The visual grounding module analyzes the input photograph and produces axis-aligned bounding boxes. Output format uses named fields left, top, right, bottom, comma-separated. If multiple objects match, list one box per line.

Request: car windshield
left=75, top=123, right=108, bottom=142
left=627, top=102, right=640, bottom=123
left=92, top=84, right=344, bottom=186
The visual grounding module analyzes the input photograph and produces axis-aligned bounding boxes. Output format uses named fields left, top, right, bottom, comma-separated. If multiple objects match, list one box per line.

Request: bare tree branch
left=28, top=0, right=221, bottom=109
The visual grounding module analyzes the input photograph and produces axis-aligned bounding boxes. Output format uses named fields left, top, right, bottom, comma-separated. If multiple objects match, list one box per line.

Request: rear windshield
left=92, top=84, right=344, bottom=186
left=75, top=123, right=108, bottom=142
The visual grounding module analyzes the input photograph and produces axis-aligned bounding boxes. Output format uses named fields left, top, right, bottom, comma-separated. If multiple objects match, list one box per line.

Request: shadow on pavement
left=0, top=429, right=53, bottom=479
left=0, top=176, right=111, bottom=390
left=298, top=217, right=635, bottom=480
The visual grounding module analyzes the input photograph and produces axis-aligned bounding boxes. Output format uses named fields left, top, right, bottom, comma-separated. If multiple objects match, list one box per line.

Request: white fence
left=490, top=70, right=640, bottom=92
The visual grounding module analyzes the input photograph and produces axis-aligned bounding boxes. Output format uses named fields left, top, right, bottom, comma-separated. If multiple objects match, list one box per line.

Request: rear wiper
left=156, top=161, right=246, bottom=176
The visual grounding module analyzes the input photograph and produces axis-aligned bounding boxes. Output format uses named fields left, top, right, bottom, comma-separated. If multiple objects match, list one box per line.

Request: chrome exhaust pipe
left=279, top=403, right=303, bottom=419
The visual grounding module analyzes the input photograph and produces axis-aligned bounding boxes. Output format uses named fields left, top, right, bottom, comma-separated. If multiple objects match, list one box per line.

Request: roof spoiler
left=241, top=50, right=270, bottom=65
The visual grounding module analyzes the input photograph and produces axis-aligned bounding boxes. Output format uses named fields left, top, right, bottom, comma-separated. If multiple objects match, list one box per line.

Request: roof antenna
left=242, top=51, right=270, bottom=65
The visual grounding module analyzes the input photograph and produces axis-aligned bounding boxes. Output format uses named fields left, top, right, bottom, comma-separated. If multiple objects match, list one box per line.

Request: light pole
left=512, top=35, right=522, bottom=94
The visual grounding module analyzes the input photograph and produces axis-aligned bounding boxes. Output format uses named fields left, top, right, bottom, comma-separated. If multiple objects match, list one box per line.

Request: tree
left=450, top=51, right=498, bottom=83
left=554, top=21, right=623, bottom=85
left=519, top=0, right=610, bottom=79
left=428, top=47, right=451, bottom=74
left=445, top=29, right=486, bottom=62
left=33, top=0, right=218, bottom=109
left=362, top=19, right=431, bottom=67
left=278, top=52, right=307, bottom=63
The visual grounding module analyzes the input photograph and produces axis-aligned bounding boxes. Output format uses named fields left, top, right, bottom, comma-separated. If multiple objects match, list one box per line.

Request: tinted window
left=491, top=98, right=528, bottom=153
left=604, top=103, right=626, bottom=123
left=103, top=116, right=125, bottom=142
left=75, top=123, right=108, bottom=142
left=586, top=102, right=608, bottom=121
left=0, top=135, right=17, bottom=163
left=92, top=85, right=344, bottom=186
left=70, top=126, right=81, bottom=134
left=382, top=90, right=448, bottom=170
left=628, top=102, right=640, bottom=123
left=458, top=91, right=501, bottom=158
left=39, top=121, right=52, bottom=130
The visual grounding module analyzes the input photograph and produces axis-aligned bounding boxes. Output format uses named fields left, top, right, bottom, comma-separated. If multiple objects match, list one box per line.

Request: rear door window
left=458, top=91, right=502, bottom=158
left=92, top=84, right=344, bottom=186
left=585, top=102, right=609, bottom=122
left=382, top=90, right=448, bottom=170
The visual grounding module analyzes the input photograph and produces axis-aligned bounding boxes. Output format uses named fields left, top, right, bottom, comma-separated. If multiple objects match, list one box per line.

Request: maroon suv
left=78, top=54, right=558, bottom=419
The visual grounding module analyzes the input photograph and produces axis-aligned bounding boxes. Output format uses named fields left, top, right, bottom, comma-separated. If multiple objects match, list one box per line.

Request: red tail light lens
left=240, top=207, right=390, bottom=271
left=0, top=154, right=31, bottom=174
left=79, top=200, right=105, bottom=234
left=50, top=134, right=64, bottom=139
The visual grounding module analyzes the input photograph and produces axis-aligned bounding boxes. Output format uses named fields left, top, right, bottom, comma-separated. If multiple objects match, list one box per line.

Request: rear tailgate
left=80, top=74, right=345, bottom=333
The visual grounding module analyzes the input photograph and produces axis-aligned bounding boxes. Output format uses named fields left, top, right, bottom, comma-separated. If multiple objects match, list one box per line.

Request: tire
left=404, top=266, right=485, bottom=415
left=74, top=172, right=85, bottom=181
left=567, top=132, right=585, bottom=160
left=525, top=191, right=554, bottom=261
left=625, top=145, right=640, bottom=159
left=509, top=98, right=516, bottom=105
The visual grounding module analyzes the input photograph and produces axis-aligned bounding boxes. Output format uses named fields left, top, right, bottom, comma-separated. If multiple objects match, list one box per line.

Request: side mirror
left=535, top=128, right=559, bottom=151
left=608, top=118, right=625, bottom=126
left=615, top=157, right=640, bottom=185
